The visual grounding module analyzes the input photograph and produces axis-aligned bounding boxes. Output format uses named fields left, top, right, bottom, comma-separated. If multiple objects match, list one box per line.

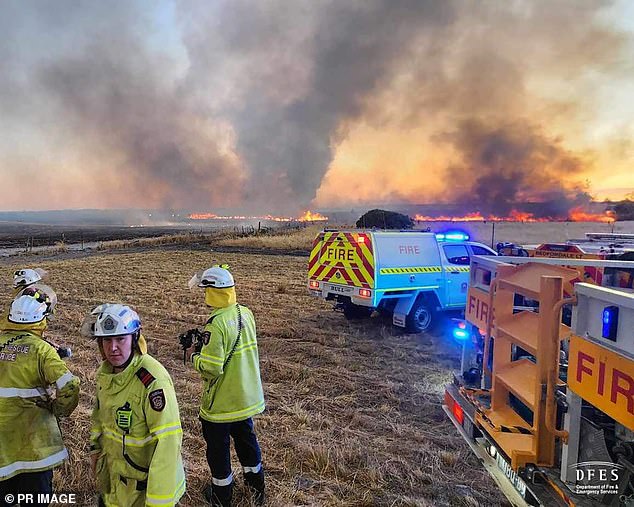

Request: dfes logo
left=569, top=461, right=624, bottom=497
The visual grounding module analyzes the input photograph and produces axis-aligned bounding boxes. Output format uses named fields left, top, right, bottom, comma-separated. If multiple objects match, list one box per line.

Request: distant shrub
left=614, top=200, right=634, bottom=221
left=52, top=241, right=68, bottom=253
left=356, top=209, right=414, bottom=229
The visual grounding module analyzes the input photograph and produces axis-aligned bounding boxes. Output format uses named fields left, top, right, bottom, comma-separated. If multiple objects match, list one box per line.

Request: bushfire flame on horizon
left=414, top=208, right=616, bottom=223
left=188, top=210, right=329, bottom=222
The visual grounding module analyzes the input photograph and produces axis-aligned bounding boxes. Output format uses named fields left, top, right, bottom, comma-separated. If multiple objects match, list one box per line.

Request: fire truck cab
left=444, top=254, right=634, bottom=506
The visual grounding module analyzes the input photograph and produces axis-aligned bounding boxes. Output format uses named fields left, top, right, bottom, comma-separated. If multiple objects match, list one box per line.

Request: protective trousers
left=0, top=470, right=53, bottom=507
left=200, top=418, right=264, bottom=507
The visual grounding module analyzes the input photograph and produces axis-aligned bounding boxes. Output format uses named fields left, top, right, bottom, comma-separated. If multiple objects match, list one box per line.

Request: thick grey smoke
left=0, top=0, right=629, bottom=214
left=443, top=119, right=592, bottom=217
left=39, top=41, right=245, bottom=209
left=178, top=0, right=455, bottom=212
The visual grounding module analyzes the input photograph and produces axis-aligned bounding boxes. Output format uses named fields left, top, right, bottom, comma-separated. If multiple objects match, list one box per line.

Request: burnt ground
left=0, top=222, right=204, bottom=249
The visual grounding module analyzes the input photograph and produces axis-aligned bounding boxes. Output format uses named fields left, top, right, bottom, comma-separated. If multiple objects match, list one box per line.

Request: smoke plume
left=0, top=0, right=631, bottom=214
left=443, top=119, right=592, bottom=217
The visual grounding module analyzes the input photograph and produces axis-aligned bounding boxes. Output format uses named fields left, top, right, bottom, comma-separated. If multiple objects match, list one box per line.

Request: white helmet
left=188, top=265, right=234, bottom=289
left=199, top=266, right=234, bottom=288
left=91, top=304, right=141, bottom=337
left=13, top=268, right=47, bottom=289
left=8, top=294, right=52, bottom=323
left=17, top=284, right=58, bottom=314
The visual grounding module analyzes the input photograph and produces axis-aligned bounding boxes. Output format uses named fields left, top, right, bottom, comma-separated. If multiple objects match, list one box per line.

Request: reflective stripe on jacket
left=193, top=304, right=265, bottom=423
left=91, top=353, right=186, bottom=507
left=0, top=330, right=79, bottom=480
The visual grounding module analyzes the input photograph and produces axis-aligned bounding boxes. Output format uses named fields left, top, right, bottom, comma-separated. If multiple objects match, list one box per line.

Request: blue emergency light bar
left=436, top=231, right=470, bottom=242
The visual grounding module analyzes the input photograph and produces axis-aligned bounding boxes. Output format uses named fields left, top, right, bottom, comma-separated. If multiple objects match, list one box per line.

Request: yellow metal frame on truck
left=466, top=261, right=578, bottom=469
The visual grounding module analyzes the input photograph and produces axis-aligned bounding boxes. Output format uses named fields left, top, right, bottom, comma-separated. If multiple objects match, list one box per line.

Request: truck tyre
left=343, top=303, right=373, bottom=320
left=405, top=299, right=436, bottom=333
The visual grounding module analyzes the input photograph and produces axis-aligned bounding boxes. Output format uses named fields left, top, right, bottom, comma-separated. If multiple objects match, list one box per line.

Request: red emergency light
left=359, top=289, right=371, bottom=298
left=309, top=280, right=320, bottom=289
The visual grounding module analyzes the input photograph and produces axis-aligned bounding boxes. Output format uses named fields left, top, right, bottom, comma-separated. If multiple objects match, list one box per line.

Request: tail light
left=359, top=289, right=371, bottom=298
left=444, top=391, right=464, bottom=426
left=309, top=280, right=320, bottom=289
left=453, top=400, right=464, bottom=425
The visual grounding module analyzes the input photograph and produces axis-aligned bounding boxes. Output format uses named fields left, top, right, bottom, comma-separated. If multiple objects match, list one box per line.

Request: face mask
left=205, top=287, right=237, bottom=308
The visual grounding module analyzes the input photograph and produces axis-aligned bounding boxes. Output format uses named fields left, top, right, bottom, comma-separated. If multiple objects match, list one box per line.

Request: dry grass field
left=1, top=246, right=506, bottom=507
left=5, top=220, right=633, bottom=506
left=215, top=225, right=319, bottom=252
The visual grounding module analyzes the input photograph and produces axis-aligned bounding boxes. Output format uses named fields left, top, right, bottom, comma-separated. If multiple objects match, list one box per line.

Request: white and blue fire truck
left=307, top=229, right=497, bottom=332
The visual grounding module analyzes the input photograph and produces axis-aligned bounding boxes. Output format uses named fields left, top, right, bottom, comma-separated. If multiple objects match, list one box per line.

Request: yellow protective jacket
left=193, top=303, right=265, bottom=423
left=90, top=353, right=186, bottom=507
left=0, top=330, right=79, bottom=480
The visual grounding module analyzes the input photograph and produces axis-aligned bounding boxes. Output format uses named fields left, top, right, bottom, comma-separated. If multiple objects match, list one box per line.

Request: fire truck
left=307, top=229, right=497, bottom=332
left=497, top=233, right=634, bottom=289
left=444, top=254, right=634, bottom=506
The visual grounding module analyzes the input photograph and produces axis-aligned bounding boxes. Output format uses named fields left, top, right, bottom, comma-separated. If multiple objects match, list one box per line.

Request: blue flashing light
left=451, top=319, right=469, bottom=341
left=602, top=305, right=618, bottom=342
left=436, top=230, right=470, bottom=242
left=453, top=328, right=468, bottom=340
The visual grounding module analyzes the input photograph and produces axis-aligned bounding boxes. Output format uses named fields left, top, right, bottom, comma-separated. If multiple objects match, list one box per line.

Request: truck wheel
left=343, top=303, right=373, bottom=320
left=405, top=299, right=436, bottom=333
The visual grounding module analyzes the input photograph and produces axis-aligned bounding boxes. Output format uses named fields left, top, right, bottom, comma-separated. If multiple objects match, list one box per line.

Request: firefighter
left=86, top=303, right=186, bottom=507
left=1, top=268, right=48, bottom=322
left=3, top=273, right=70, bottom=359
left=184, top=265, right=265, bottom=507
left=0, top=288, right=79, bottom=507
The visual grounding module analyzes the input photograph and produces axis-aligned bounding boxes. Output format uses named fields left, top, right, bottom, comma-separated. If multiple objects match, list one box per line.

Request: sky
left=0, top=0, right=633, bottom=215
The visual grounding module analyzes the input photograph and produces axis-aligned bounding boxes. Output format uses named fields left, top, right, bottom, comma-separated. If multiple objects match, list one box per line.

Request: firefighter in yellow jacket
left=87, top=303, right=185, bottom=507
left=0, top=288, right=79, bottom=506
left=184, top=266, right=265, bottom=507
left=5, top=271, right=71, bottom=361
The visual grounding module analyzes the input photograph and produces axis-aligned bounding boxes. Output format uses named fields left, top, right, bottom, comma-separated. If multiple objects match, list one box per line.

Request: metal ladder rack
left=469, top=259, right=578, bottom=469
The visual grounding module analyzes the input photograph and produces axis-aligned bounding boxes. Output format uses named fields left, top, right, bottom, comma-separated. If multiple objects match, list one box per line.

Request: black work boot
left=244, top=470, right=265, bottom=505
left=203, top=482, right=233, bottom=507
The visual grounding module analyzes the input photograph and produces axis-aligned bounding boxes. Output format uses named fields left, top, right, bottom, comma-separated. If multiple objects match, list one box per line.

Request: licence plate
left=329, top=284, right=353, bottom=293
left=493, top=447, right=527, bottom=498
